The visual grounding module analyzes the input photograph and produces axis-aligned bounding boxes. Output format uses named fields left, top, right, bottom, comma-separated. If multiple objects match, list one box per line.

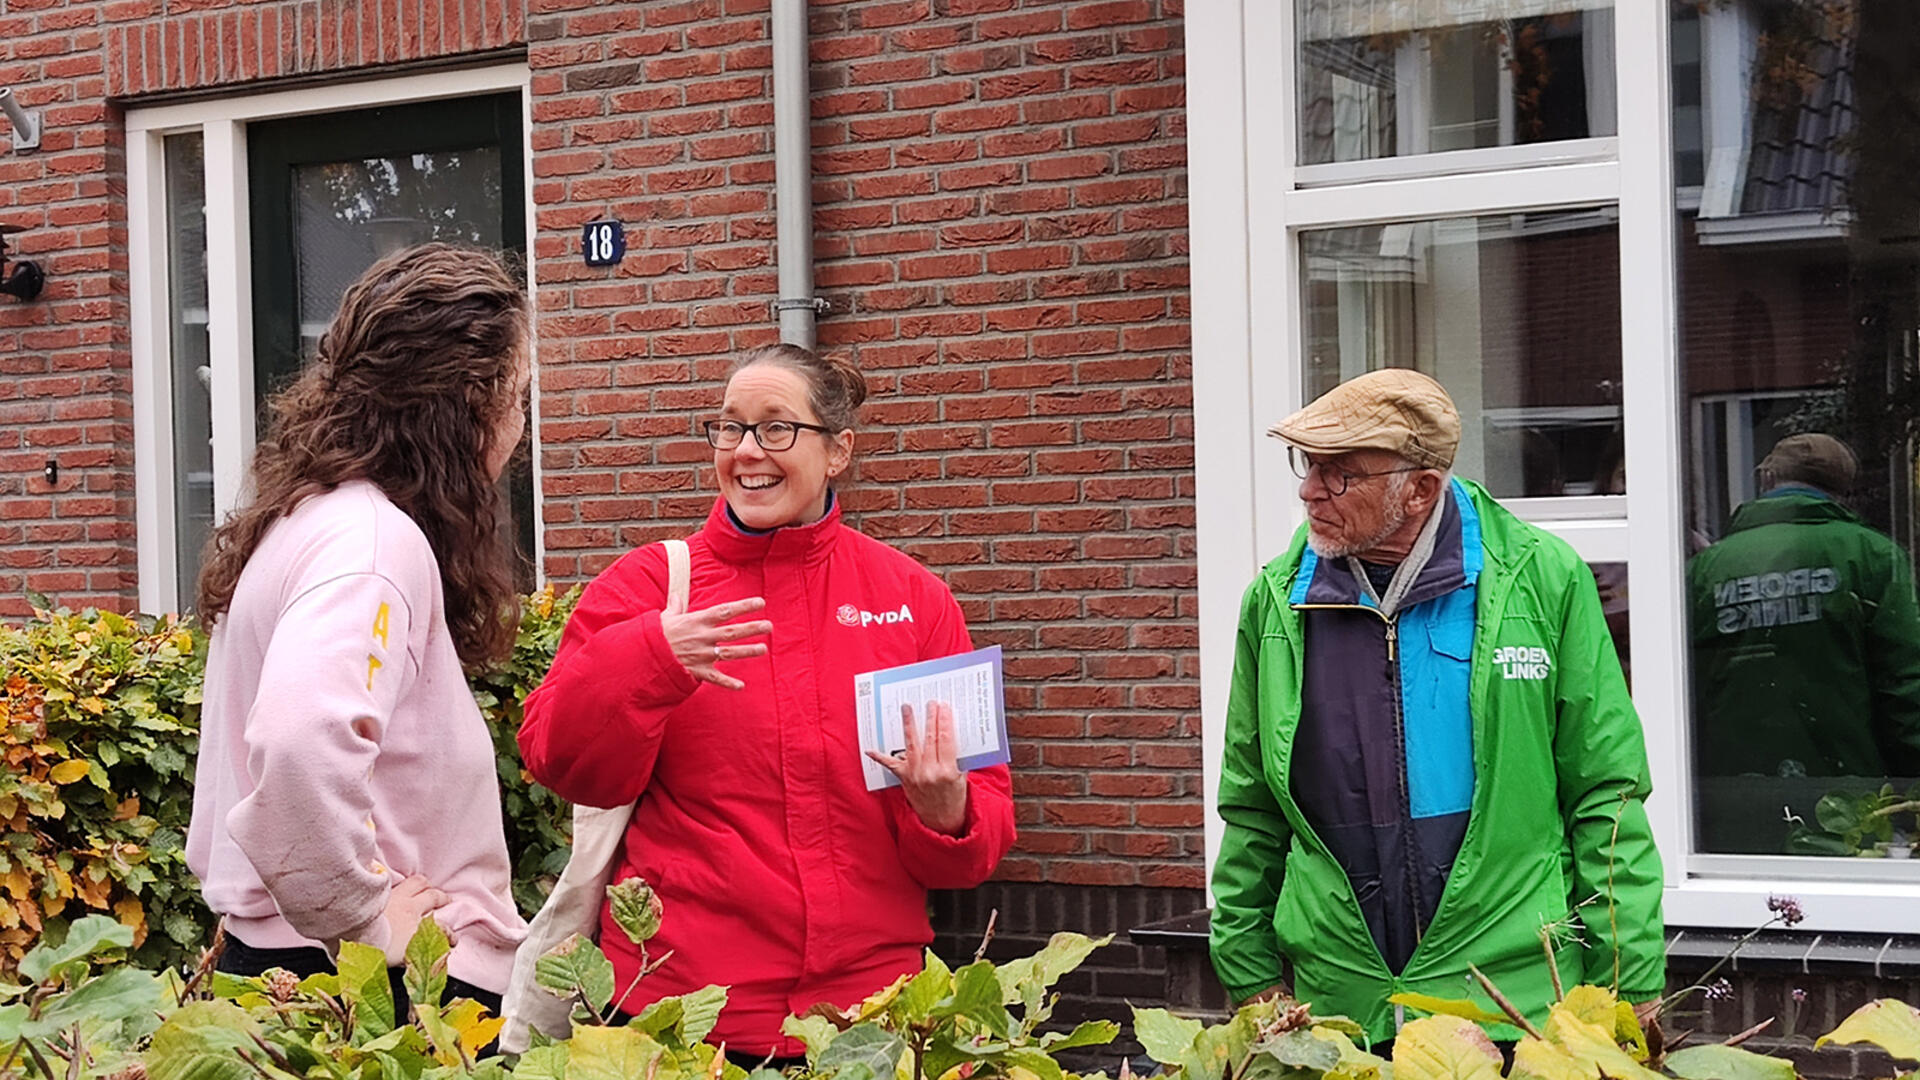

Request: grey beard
left=1306, top=497, right=1409, bottom=560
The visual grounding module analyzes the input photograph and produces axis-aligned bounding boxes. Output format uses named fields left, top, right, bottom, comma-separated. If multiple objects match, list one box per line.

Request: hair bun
left=824, top=352, right=868, bottom=412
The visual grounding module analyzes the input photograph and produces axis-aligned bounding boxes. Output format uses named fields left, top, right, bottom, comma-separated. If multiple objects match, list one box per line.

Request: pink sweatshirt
left=186, top=481, right=526, bottom=991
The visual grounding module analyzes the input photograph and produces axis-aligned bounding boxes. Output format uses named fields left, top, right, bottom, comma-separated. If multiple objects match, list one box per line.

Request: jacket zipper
left=1294, top=602, right=1428, bottom=968
left=1387, top=618, right=1428, bottom=954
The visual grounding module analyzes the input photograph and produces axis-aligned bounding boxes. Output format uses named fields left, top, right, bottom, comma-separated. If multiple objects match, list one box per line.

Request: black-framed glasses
left=1287, top=446, right=1424, bottom=496
left=703, top=418, right=837, bottom=452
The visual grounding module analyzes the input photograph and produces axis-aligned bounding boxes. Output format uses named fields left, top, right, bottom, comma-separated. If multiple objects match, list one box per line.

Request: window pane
left=165, top=133, right=212, bottom=611
left=1300, top=210, right=1624, bottom=499
left=1678, top=0, right=1920, bottom=863
left=1297, top=1, right=1617, bottom=165
left=292, top=150, right=504, bottom=359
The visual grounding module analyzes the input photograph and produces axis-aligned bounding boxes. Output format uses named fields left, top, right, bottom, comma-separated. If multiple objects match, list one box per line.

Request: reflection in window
left=1678, top=0, right=1920, bottom=861
left=165, top=133, right=212, bottom=610
left=1300, top=211, right=1624, bottom=499
left=1296, top=1, right=1617, bottom=165
left=293, top=150, right=504, bottom=359
left=1590, top=561, right=1630, bottom=685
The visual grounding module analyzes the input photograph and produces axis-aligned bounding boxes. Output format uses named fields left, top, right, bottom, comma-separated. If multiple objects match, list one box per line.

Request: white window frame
left=127, top=64, right=542, bottom=615
left=1190, top=0, right=1920, bottom=935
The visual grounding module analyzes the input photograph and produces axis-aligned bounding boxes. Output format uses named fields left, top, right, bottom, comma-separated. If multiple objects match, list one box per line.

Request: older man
left=1209, top=369, right=1663, bottom=1044
left=1689, top=433, right=1920, bottom=853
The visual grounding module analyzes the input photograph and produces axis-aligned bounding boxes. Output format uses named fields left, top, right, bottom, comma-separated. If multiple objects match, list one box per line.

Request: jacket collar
left=1726, top=488, right=1863, bottom=533
left=1289, top=478, right=1483, bottom=610
left=701, top=492, right=843, bottom=565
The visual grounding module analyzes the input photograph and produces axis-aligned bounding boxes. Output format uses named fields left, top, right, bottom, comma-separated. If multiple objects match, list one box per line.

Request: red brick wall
left=529, top=0, right=1201, bottom=889
left=0, top=0, right=1202, bottom=889
left=0, top=1, right=123, bottom=614
left=0, top=0, right=522, bottom=616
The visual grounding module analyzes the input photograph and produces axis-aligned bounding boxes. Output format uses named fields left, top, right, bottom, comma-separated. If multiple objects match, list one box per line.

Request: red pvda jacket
left=519, top=498, right=1017, bottom=1055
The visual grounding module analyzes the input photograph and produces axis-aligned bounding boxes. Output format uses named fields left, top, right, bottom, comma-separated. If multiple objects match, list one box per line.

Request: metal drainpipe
left=771, top=0, right=824, bottom=348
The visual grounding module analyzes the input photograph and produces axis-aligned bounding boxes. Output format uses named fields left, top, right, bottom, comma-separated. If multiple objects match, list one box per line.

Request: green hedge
left=0, top=586, right=581, bottom=976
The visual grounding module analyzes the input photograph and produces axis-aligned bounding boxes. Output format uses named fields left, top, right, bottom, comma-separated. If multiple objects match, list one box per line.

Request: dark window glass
left=1678, top=0, right=1920, bottom=862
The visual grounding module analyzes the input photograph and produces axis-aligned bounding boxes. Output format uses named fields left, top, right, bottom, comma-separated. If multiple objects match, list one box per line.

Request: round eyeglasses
left=1287, top=446, right=1424, bottom=496
left=703, top=418, right=837, bottom=452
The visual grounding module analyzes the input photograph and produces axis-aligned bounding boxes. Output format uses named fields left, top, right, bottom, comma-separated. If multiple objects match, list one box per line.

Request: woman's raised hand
left=661, top=597, right=773, bottom=690
left=866, top=700, right=970, bottom=836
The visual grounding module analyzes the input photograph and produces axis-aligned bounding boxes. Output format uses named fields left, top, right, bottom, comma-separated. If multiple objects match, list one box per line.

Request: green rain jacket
left=1688, top=490, right=1920, bottom=780
left=1210, top=481, right=1664, bottom=1043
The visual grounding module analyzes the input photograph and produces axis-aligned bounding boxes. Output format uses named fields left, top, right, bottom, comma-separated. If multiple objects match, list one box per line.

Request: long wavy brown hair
left=196, top=243, right=529, bottom=666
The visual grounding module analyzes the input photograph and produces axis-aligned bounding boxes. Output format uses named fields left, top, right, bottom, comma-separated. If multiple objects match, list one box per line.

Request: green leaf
left=1666, top=1044, right=1799, bottom=1080
left=338, top=938, right=398, bottom=1037
left=1816, top=792, right=1867, bottom=837
left=1133, top=1006, right=1204, bottom=1065
left=1508, top=1037, right=1591, bottom=1080
left=1818, top=999, right=1920, bottom=1060
left=19, top=913, right=134, bottom=981
left=995, top=932, right=1111, bottom=1006
left=512, top=1044, right=570, bottom=1080
left=897, top=950, right=953, bottom=1020
left=673, top=983, right=728, bottom=1045
left=818, top=1021, right=908, bottom=1078
left=782, top=1014, right=843, bottom=1064
left=534, top=932, right=615, bottom=1013
left=1391, top=1016, right=1504, bottom=1080
left=1389, top=993, right=1513, bottom=1028
left=1785, top=828, right=1856, bottom=856
left=631, top=997, right=686, bottom=1039
left=0, top=1003, right=28, bottom=1043
left=1311, top=1026, right=1391, bottom=1080
left=145, top=1000, right=263, bottom=1080
left=38, top=966, right=164, bottom=1030
left=566, top=1026, right=668, bottom=1080
left=931, top=960, right=1015, bottom=1039
left=1314, top=1015, right=1369, bottom=1039
left=1256, top=1029, right=1344, bottom=1072
left=1559, top=986, right=1617, bottom=1029
left=1542, top=1006, right=1662, bottom=1080
left=1005, top=1047, right=1068, bottom=1080
left=1043, top=1019, right=1120, bottom=1052
left=404, top=915, right=452, bottom=1010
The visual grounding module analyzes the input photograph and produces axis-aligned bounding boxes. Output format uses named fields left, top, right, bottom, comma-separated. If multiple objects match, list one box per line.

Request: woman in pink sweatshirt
left=186, top=244, right=531, bottom=1011
left=519, top=345, right=1017, bottom=1062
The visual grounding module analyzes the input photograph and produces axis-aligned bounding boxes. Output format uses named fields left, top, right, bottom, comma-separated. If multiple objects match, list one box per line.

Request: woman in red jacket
left=518, top=344, right=1017, bottom=1061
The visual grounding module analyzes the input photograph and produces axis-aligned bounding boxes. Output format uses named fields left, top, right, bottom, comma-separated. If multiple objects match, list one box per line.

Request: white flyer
left=855, top=646, right=1009, bottom=792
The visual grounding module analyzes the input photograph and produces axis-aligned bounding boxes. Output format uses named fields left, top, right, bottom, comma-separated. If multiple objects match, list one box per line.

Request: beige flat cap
left=1268, top=368, right=1460, bottom=471
left=1758, top=433, right=1857, bottom=495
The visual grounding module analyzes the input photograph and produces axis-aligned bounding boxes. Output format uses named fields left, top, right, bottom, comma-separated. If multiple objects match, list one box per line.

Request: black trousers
left=218, top=933, right=505, bottom=1020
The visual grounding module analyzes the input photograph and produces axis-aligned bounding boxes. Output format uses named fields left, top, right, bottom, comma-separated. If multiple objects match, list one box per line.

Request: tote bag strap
left=502, top=536, right=691, bottom=1053
left=664, top=538, right=691, bottom=616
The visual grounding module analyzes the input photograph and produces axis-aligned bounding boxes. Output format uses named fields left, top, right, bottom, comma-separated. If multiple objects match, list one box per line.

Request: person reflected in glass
left=517, top=344, right=1017, bottom=1063
left=1688, top=433, right=1920, bottom=853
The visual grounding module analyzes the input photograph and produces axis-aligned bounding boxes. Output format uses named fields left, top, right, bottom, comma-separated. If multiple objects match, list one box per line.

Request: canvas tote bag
left=498, top=537, right=690, bottom=1053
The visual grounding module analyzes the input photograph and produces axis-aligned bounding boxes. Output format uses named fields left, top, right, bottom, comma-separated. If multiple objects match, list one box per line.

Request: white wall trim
left=1187, top=0, right=1258, bottom=899
left=125, top=64, right=528, bottom=134
left=1295, top=137, right=1619, bottom=189
left=201, top=119, right=256, bottom=525
left=127, top=130, right=176, bottom=615
left=518, top=67, right=547, bottom=587
left=1615, top=0, right=1693, bottom=898
left=1280, top=162, right=1619, bottom=229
